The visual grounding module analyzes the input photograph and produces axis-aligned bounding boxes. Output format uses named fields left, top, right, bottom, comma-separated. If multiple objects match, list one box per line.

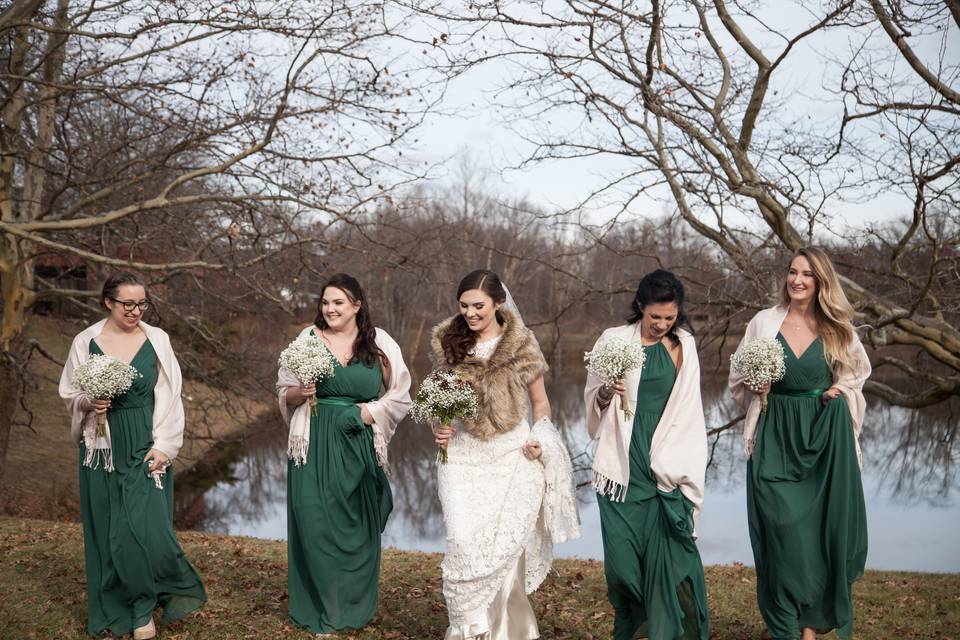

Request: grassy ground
left=1, top=517, right=958, bottom=639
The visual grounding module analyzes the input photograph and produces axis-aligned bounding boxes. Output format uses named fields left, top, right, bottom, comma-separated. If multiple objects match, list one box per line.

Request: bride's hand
left=522, top=441, right=542, bottom=460
left=434, top=423, right=455, bottom=449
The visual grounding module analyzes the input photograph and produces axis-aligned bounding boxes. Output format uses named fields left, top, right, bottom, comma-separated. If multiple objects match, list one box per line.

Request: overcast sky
left=389, top=2, right=957, bottom=234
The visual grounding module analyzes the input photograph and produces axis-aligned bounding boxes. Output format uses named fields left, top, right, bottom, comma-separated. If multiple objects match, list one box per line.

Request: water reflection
left=178, top=370, right=960, bottom=572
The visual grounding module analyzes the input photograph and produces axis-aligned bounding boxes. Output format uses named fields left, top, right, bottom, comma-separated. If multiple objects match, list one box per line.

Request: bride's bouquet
left=278, top=334, right=337, bottom=416
left=411, top=370, right=479, bottom=464
left=584, top=337, right=646, bottom=420
left=73, top=355, right=141, bottom=436
left=730, top=337, right=786, bottom=414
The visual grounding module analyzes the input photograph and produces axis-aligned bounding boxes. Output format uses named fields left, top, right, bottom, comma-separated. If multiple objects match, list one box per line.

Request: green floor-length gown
left=287, top=341, right=393, bottom=633
left=597, top=341, right=709, bottom=640
left=79, top=339, right=207, bottom=637
left=747, top=333, right=867, bottom=640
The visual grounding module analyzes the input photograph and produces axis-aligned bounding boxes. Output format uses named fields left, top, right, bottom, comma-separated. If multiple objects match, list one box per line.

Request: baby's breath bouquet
left=730, top=337, right=786, bottom=414
left=73, top=354, right=141, bottom=436
left=278, top=334, right=337, bottom=416
left=411, top=370, right=479, bottom=464
left=584, top=337, right=646, bottom=420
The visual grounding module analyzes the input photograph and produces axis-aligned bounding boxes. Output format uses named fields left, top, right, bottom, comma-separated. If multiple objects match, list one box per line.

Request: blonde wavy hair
left=779, top=246, right=856, bottom=372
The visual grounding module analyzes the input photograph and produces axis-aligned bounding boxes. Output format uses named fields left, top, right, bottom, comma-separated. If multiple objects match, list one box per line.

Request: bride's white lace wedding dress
left=438, top=336, right=580, bottom=640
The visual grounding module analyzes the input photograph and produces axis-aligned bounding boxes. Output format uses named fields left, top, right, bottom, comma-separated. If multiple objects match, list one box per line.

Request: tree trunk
left=0, top=235, right=34, bottom=479
left=0, top=338, right=25, bottom=486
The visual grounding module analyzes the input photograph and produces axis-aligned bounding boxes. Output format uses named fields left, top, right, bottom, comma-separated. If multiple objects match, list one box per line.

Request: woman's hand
left=286, top=382, right=316, bottom=406
left=748, top=381, right=771, bottom=396
left=144, top=448, right=170, bottom=474
left=522, top=441, right=542, bottom=461
left=434, top=423, right=455, bottom=450
left=81, top=396, right=111, bottom=415
left=598, top=379, right=626, bottom=408
left=359, top=404, right=374, bottom=425
left=821, top=386, right=843, bottom=403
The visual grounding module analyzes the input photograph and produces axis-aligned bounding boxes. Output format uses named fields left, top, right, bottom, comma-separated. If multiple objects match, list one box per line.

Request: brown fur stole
left=430, top=309, right=549, bottom=439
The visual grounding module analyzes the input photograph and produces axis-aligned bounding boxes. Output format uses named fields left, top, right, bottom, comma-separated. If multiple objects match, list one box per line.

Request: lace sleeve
left=531, top=416, right=581, bottom=544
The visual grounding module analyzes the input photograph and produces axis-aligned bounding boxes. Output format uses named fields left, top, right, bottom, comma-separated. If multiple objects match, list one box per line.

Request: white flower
left=730, top=337, right=787, bottom=389
left=410, top=370, right=479, bottom=424
left=73, top=354, right=141, bottom=400
left=584, top=336, right=646, bottom=384
left=278, top=334, right=337, bottom=385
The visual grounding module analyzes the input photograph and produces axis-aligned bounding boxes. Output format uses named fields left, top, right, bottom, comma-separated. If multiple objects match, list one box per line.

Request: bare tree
left=0, top=0, right=440, bottom=471
left=409, top=0, right=959, bottom=407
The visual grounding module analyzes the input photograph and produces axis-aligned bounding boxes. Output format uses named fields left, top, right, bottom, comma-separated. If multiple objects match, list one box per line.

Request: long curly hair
left=313, top=273, right=384, bottom=367
left=779, top=246, right=856, bottom=372
left=626, top=269, right=690, bottom=347
left=441, top=269, right=507, bottom=365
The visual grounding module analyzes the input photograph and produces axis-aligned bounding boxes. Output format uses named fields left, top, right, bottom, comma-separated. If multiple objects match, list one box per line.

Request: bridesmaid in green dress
left=277, top=273, right=411, bottom=635
left=730, top=247, right=871, bottom=640
left=586, top=270, right=709, bottom=640
left=59, top=272, right=206, bottom=639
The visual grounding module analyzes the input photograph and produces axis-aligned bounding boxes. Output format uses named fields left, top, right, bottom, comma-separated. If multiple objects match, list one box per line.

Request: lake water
left=178, top=371, right=960, bottom=573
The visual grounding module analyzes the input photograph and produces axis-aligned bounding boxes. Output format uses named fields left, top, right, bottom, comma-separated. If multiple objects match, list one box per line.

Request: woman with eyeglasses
left=59, top=272, right=206, bottom=639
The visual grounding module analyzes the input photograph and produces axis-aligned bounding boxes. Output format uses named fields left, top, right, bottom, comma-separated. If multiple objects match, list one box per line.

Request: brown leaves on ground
left=1, top=517, right=958, bottom=639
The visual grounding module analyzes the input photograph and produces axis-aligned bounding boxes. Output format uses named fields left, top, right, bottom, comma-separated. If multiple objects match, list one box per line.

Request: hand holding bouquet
left=585, top=337, right=646, bottom=420
left=73, top=355, right=141, bottom=436
left=279, top=334, right=337, bottom=416
left=730, top=337, right=786, bottom=414
left=411, top=370, right=479, bottom=464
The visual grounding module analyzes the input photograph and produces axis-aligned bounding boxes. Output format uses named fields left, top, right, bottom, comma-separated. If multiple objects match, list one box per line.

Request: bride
left=431, top=269, right=580, bottom=640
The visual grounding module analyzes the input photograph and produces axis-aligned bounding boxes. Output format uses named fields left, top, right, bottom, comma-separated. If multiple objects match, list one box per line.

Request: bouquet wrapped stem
left=584, top=337, right=646, bottom=421
left=410, top=370, right=479, bottom=465
left=431, top=409, right=463, bottom=464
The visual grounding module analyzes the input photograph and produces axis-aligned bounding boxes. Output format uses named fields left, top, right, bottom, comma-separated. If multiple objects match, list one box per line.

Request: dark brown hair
left=441, top=269, right=507, bottom=365
left=626, top=269, right=689, bottom=347
left=313, top=273, right=384, bottom=367
left=100, top=271, right=147, bottom=312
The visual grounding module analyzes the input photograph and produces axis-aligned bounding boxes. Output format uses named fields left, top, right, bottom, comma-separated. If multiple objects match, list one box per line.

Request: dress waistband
left=770, top=388, right=826, bottom=398
left=314, top=397, right=359, bottom=407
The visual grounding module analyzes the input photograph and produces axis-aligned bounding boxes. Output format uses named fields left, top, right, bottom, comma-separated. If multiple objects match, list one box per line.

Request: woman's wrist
left=286, top=386, right=307, bottom=406
left=597, top=385, right=613, bottom=408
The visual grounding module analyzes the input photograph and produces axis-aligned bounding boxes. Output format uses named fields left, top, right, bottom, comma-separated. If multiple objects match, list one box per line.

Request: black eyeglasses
left=109, top=298, right=150, bottom=312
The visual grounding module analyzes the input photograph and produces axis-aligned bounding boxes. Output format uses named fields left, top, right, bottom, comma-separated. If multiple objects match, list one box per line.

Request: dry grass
left=2, top=517, right=958, bottom=639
